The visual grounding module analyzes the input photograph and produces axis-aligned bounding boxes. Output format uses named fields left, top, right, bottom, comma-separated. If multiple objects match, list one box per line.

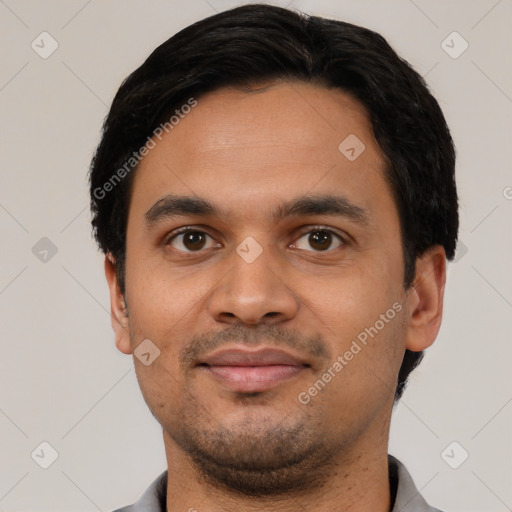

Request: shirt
left=112, top=455, right=443, bottom=512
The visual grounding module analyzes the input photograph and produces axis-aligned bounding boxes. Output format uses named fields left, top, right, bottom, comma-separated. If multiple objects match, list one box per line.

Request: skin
left=105, top=81, right=446, bottom=512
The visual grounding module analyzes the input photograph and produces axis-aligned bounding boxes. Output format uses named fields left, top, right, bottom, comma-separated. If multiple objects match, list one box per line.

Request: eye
left=292, top=228, right=345, bottom=252
left=165, top=229, right=218, bottom=252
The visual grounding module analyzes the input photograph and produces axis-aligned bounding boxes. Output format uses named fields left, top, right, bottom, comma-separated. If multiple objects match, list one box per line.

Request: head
left=90, top=4, right=458, bottom=495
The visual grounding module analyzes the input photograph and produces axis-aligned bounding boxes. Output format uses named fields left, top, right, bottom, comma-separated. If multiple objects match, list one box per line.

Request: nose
left=206, top=242, right=299, bottom=326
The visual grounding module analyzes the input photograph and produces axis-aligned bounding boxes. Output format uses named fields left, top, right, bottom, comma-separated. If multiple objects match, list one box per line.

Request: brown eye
left=167, top=230, right=215, bottom=252
left=182, top=231, right=206, bottom=250
left=294, top=229, right=343, bottom=252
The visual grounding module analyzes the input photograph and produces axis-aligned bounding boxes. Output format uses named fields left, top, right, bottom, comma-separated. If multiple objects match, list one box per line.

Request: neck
left=163, top=416, right=393, bottom=512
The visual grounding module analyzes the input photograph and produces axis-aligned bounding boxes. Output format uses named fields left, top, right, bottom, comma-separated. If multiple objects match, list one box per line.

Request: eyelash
left=163, top=225, right=348, bottom=254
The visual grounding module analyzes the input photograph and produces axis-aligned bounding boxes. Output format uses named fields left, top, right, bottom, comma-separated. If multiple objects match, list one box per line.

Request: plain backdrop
left=1, top=1, right=511, bottom=511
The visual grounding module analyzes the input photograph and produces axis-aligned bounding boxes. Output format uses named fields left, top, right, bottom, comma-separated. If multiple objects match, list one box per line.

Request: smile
left=198, top=346, right=310, bottom=393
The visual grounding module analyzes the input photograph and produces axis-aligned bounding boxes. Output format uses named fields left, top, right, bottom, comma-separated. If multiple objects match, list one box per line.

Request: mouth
left=197, top=346, right=310, bottom=393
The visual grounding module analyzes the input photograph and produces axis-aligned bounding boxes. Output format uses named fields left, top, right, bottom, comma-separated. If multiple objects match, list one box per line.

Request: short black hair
left=89, top=3, right=459, bottom=401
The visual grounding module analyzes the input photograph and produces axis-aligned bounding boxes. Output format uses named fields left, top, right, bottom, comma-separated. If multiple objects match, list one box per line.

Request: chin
left=166, top=402, right=342, bottom=497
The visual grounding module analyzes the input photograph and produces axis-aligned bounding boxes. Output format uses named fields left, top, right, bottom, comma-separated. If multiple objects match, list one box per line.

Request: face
left=106, top=81, right=443, bottom=496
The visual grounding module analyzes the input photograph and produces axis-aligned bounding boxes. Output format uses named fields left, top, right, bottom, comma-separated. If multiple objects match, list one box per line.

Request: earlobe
left=104, top=254, right=132, bottom=355
left=405, top=245, right=447, bottom=352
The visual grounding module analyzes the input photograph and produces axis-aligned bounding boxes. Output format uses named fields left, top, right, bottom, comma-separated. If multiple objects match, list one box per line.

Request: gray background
left=1, top=0, right=511, bottom=511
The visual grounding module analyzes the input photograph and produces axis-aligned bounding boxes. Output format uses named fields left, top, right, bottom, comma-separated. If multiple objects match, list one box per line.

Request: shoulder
left=389, top=455, right=444, bottom=512
left=111, top=471, right=168, bottom=512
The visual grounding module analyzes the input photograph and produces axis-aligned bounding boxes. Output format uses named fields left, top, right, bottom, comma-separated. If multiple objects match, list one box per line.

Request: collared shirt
left=112, top=455, right=443, bottom=512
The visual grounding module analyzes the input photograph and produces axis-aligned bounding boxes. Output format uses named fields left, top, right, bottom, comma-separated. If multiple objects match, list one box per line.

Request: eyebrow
left=144, top=193, right=370, bottom=227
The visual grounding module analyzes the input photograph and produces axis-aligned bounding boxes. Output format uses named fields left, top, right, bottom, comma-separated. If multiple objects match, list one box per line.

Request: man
left=89, top=4, right=458, bottom=511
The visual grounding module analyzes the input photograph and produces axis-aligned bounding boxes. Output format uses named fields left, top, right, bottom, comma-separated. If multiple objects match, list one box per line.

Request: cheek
left=294, top=258, right=406, bottom=396
left=124, top=259, right=221, bottom=401
left=124, top=263, right=200, bottom=416
left=125, top=256, right=214, bottom=340
left=320, top=302, right=407, bottom=431
left=294, top=253, right=403, bottom=334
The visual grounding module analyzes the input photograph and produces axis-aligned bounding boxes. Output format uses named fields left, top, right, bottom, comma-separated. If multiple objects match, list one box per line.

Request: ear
left=405, top=245, right=446, bottom=352
left=104, top=254, right=132, bottom=354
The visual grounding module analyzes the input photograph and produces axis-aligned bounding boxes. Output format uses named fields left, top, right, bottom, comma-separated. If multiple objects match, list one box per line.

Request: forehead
left=129, top=81, right=393, bottom=227
left=164, top=82, right=377, bottom=168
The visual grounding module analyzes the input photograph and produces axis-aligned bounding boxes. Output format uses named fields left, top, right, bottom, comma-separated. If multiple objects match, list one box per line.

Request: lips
left=198, top=347, right=309, bottom=393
